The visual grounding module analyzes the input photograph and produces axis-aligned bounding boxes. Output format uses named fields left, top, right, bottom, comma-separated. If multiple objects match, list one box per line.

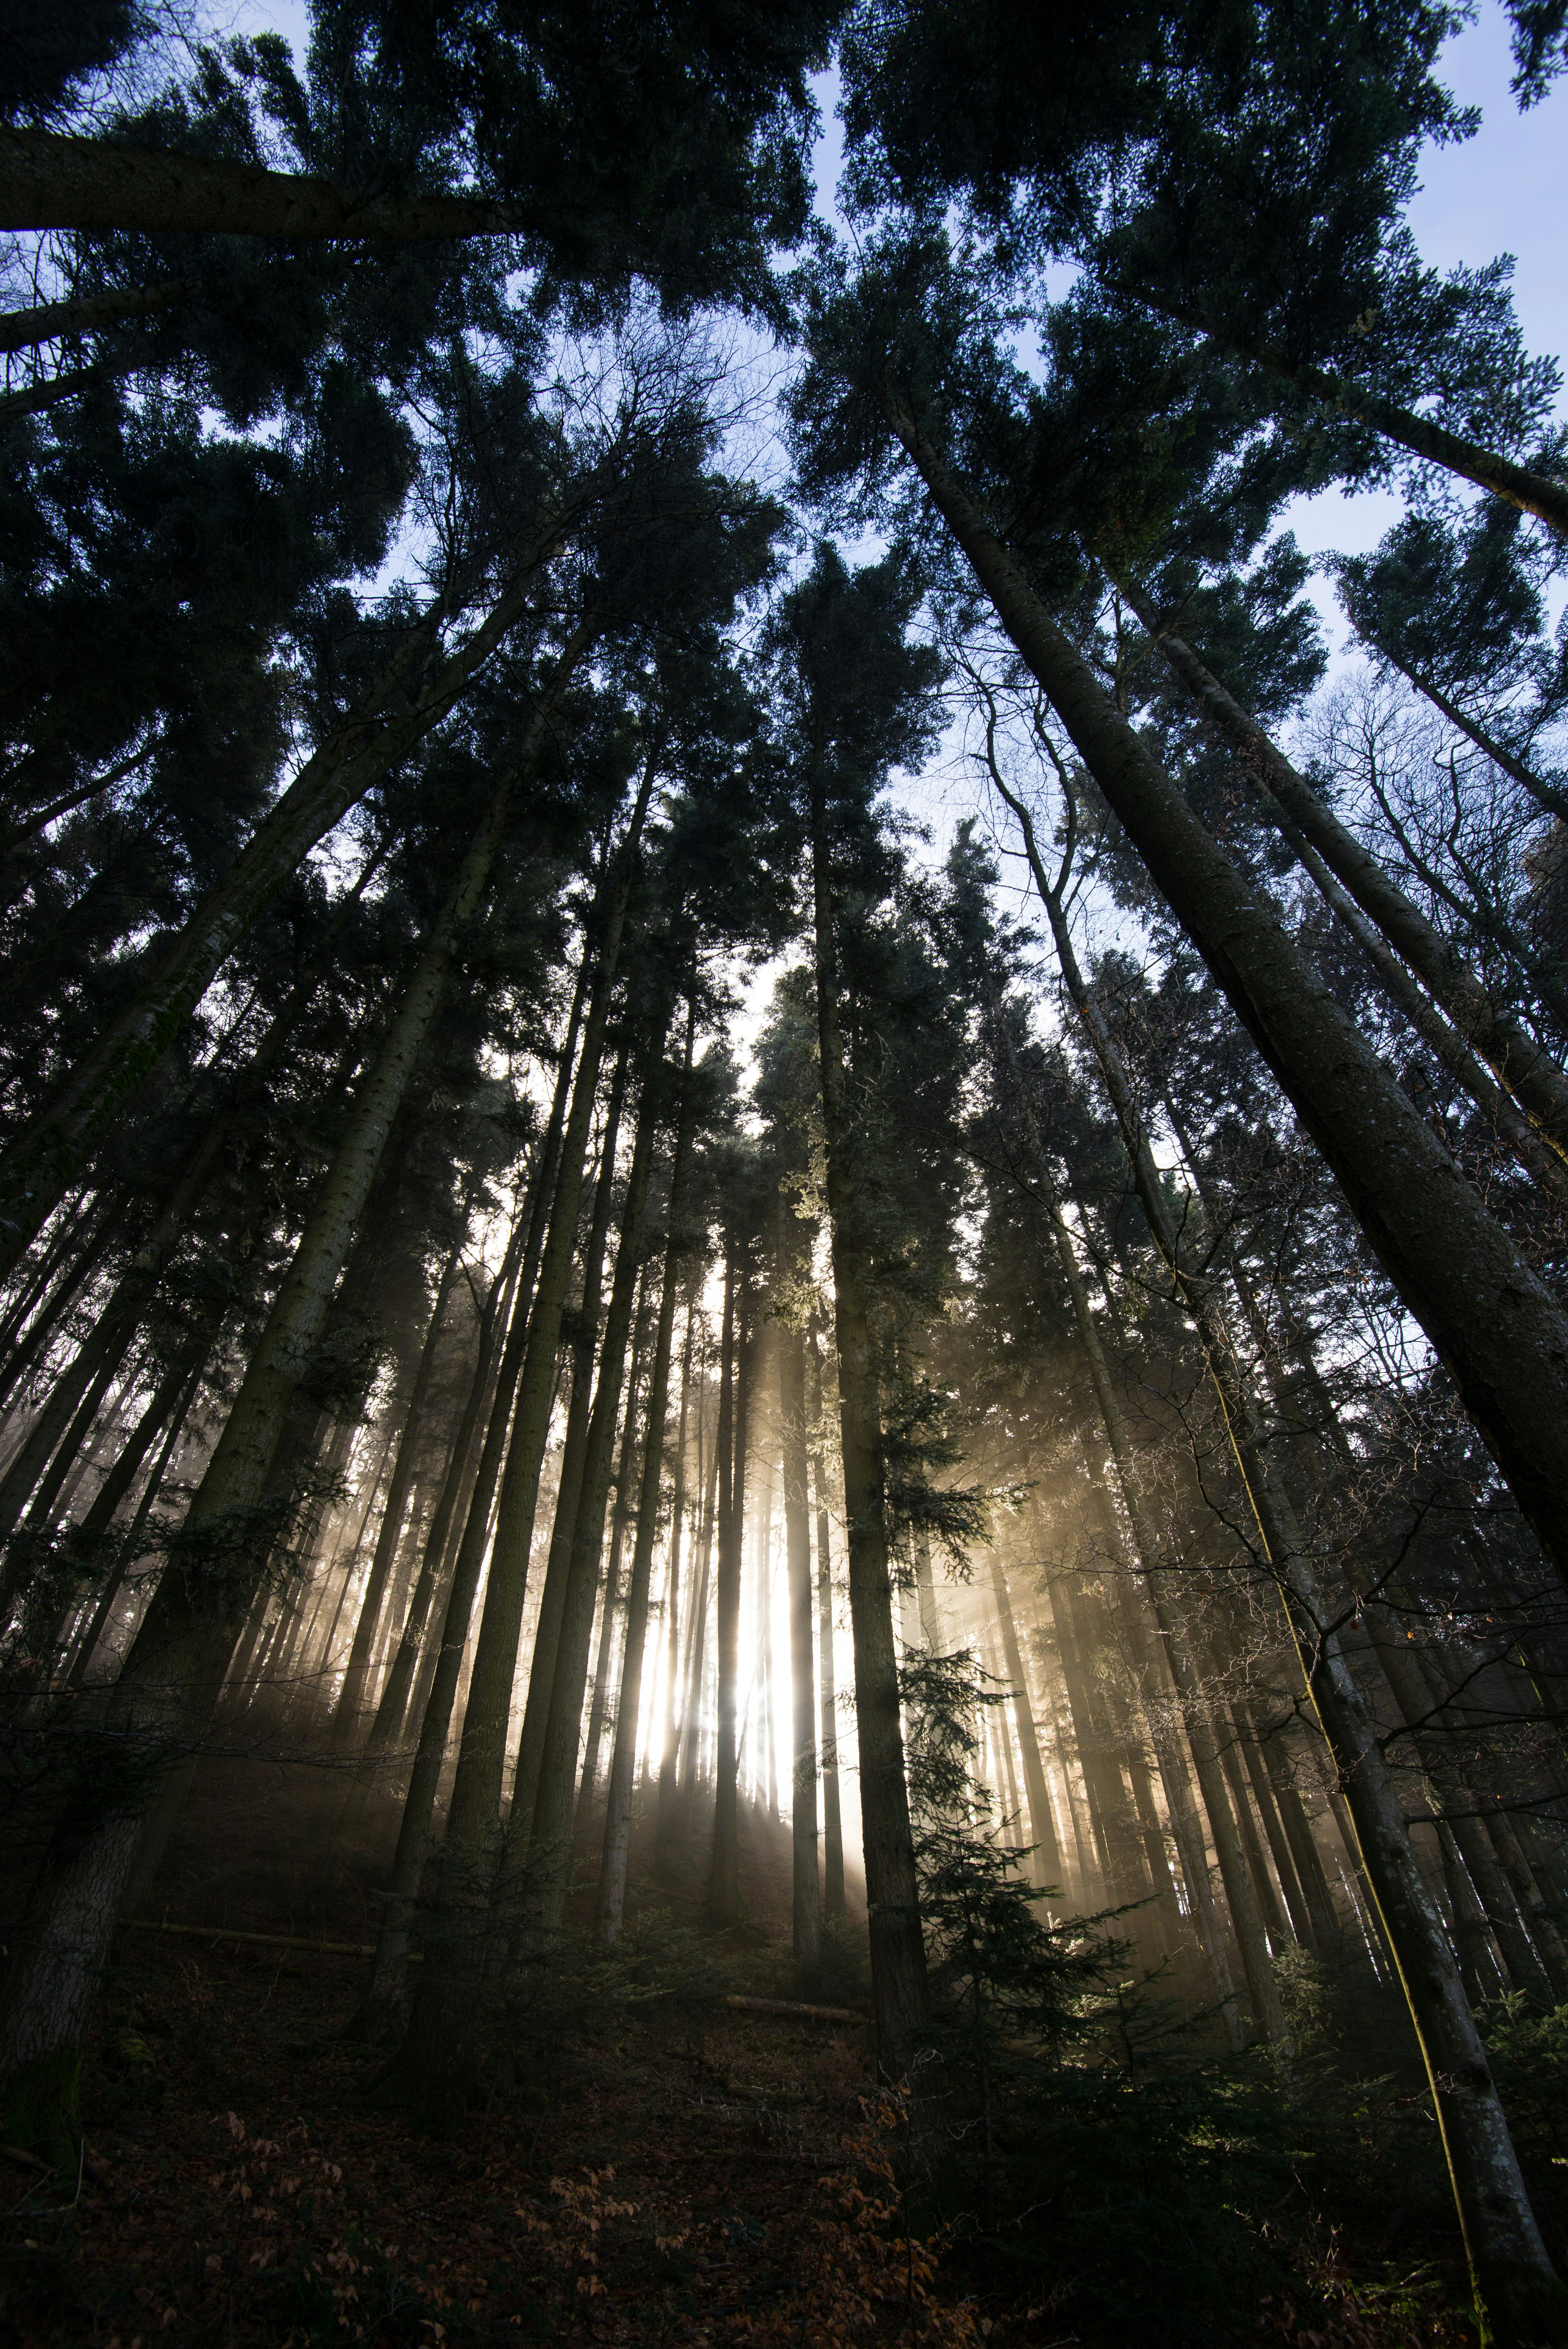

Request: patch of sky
left=1276, top=0, right=1568, bottom=663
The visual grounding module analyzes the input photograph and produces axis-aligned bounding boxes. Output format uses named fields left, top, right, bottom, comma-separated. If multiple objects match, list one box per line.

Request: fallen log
left=720, top=1995, right=866, bottom=2024
left=125, top=1918, right=410, bottom=1959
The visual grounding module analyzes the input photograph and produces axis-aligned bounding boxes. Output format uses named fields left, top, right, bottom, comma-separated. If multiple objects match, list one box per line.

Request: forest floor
left=0, top=1759, right=1488, bottom=2348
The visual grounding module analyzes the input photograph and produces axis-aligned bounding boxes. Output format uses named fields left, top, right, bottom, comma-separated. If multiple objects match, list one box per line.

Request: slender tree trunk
left=680, top=1347, right=721, bottom=1822
left=328, top=1249, right=460, bottom=1751
left=780, top=1319, right=821, bottom=1964
left=988, top=1557, right=1064, bottom=1894
left=597, top=1004, right=698, bottom=1943
left=807, top=1324, right=846, bottom=1923
left=809, top=758, right=929, bottom=2081
left=656, top=1296, right=696, bottom=1855
left=707, top=1250, right=745, bottom=1927
left=508, top=1035, right=633, bottom=1833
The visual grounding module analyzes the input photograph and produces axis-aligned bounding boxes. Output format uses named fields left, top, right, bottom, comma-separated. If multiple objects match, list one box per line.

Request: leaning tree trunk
left=1114, top=580, right=1568, bottom=1183
left=1140, top=299, right=1568, bottom=539
left=896, top=403, right=1568, bottom=1597
left=809, top=759, right=930, bottom=2084
left=0, top=753, right=530, bottom=2161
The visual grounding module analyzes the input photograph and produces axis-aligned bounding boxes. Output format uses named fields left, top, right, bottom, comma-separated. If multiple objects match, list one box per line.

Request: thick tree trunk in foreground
left=810, top=763, right=929, bottom=2084
left=898, top=405, right=1568, bottom=1597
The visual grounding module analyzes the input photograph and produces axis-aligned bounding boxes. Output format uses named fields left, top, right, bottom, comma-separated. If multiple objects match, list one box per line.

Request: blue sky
left=1278, top=2, right=1568, bottom=641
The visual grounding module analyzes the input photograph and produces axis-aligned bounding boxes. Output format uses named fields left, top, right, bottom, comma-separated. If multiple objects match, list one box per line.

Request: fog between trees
left=3, top=5, right=1568, bottom=2344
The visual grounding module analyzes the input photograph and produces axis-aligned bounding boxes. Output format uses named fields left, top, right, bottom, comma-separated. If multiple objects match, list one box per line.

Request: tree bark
left=656, top=1294, right=696, bottom=1855
left=809, top=757, right=929, bottom=2082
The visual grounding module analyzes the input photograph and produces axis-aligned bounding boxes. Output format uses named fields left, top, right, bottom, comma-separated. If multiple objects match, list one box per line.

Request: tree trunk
left=807, top=1323, right=846, bottom=1923
left=809, top=759, right=929, bottom=2082
left=779, top=1319, right=821, bottom=1964
left=1119, top=583, right=1568, bottom=1179
left=597, top=1004, right=698, bottom=1943
left=707, top=1249, right=745, bottom=1928
left=507, top=1035, right=632, bottom=1832
left=328, top=1249, right=460, bottom=1752
left=656, top=1294, right=696, bottom=1855
left=988, top=1558, right=1064, bottom=1894
left=680, top=1341, right=721, bottom=1819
